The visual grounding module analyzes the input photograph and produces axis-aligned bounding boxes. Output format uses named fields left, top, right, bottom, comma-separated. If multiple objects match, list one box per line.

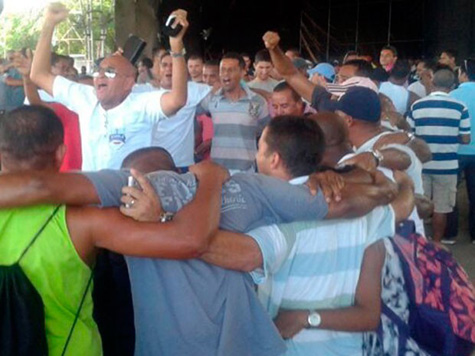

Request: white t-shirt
left=351, top=132, right=425, bottom=234
left=53, top=75, right=166, bottom=170
left=407, top=81, right=427, bottom=99
left=248, top=176, right=395, bottom=356
left=380, top=81, right=409, bottom=115
left=152, top=82, right=211, bottom=167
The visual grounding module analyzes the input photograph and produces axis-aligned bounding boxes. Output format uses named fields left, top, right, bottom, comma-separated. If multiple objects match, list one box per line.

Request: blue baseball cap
left=337, top=86, right=381, bottom=122
left=307, top=63, right=336, bottom=82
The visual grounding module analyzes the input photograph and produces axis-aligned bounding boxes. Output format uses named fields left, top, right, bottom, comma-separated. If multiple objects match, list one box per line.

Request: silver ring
left=130, top=199, right=135, bottom=206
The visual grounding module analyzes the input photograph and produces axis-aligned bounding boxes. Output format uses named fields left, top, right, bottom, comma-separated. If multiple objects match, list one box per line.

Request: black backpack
left=0, top=206, right=93, bottom=356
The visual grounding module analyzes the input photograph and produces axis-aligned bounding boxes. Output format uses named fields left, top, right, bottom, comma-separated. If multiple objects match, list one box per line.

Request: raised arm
left=30, top=3, right=68, bottom=95
left=160, top=9, right=189, bottom=117
left=262, top=31, right=316, bottom=103
left=13, top=50, right=51, bottom=108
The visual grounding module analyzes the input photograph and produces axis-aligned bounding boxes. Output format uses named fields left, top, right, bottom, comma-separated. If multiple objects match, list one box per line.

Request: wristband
left=170, top=48, right=186, bottom=58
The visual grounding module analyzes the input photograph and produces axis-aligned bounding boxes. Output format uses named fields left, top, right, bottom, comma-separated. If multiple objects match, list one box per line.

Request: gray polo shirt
left=84, top=169, right=328, bottom=356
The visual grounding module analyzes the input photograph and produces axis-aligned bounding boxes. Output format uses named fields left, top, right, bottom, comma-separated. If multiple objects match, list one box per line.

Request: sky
left=3, top=0, right=51, bottom=14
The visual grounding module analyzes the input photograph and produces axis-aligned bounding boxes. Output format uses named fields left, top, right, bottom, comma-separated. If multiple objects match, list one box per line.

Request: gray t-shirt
left=83, top=169, right=328, bottom=356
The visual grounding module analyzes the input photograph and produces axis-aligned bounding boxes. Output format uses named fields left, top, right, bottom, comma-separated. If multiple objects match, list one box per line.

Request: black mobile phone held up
left=162, top=14, right=183, bottom=38
left=122, top=35, right=146, bottom=65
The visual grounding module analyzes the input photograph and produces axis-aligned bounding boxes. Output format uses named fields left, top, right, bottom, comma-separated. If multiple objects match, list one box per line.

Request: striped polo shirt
left=407, top=91, right=471, bottom=175
left=201, top=85, right=270, bottom=172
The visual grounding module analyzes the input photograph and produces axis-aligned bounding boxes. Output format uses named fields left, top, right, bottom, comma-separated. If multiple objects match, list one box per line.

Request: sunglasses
left=92, top=67, right=118, bottom=79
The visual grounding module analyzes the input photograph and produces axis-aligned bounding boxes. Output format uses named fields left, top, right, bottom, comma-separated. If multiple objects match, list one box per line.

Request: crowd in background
left=0, top=3, right=475, bottom=356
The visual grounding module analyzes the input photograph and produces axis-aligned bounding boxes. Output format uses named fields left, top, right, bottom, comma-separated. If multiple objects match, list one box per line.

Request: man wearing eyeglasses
left=30, top=3, right=189, bottom=171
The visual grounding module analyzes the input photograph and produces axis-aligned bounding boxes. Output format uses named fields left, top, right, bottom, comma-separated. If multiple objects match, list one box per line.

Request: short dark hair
left=254, top=49, right=272, bottom=64
left=381, top=45, right=398, bottom=57
left=152, top=46, right=167, bottom=59
left=221, top=52, right=245, bottom=69
left=390, top=60, right=411, bottom=80
left=418, top=59, right=432, bottom=69
left=0, top=105, right=63, bottom=163
left=51, top=53, right=69, bottom=67
left=204, top=60, right=219, bottom=67
left=460, top=58, right=475, bottom=81
left=441, top=49, right=457, bottom=59
left=433, top=68, right=456, bottom=88
left=187, top=53, right=204, bottom=62
left=140, top=57, right=153, bottom=69
left=273, top=82, right=301, bottom=102
left=264, top=116, right=325, bottom=177
left=344, top=59, right=373, bottom=77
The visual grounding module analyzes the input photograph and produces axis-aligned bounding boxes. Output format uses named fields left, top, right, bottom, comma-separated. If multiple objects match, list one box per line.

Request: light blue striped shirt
left=247, top=177, right=396, bottom=356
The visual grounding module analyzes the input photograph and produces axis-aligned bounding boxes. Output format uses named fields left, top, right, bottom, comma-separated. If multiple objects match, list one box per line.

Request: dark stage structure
left=115, top=0, right=475, bottom=62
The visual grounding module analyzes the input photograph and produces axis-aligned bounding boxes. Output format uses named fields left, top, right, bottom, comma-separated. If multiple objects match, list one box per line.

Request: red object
left=49, top=103, right=82, bottom=171
left=196, top=114, right=214, bottom=160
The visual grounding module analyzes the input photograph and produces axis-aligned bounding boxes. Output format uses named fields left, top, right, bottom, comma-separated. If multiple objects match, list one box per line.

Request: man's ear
left=55, top=143, right=66, bottom=170
left=269, top=151, right=281, bottom=170
left=346, top=115, right=355, bottom=127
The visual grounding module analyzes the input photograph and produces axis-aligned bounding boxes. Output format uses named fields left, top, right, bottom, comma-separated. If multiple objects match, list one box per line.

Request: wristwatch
left=159, top=211, right=174, bottom=223
left=307, top=310, right=322, bottom=328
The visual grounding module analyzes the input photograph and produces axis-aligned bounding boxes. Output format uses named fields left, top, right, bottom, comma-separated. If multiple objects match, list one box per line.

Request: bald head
left=433, top=68, right=456, bottom=90
left=102, top=55, right=137, bottom=77
left=310, top=113, right=353, bottom=167
left=310, top=113, right=349, bottom=147
left=121, top=147, right=177, bottom=173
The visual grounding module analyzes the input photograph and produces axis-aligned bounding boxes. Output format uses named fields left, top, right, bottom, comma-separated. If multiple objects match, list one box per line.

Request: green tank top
left=0, top=205, right=102, bottom=355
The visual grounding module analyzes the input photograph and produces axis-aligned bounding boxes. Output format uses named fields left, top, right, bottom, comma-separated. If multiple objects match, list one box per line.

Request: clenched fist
left=262, top=31, right=281, bottom=51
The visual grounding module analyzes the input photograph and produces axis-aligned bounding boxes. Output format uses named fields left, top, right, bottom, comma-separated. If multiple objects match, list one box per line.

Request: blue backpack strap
left=381, top=303, right=410, bottom=356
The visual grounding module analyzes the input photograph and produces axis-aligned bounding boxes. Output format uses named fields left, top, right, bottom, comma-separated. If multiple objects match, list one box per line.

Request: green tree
left=0, top=0, right=115, bottom=58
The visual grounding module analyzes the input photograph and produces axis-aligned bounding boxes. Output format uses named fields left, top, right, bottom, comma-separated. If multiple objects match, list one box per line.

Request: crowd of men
left=0, top=2, right=474, bottom=356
